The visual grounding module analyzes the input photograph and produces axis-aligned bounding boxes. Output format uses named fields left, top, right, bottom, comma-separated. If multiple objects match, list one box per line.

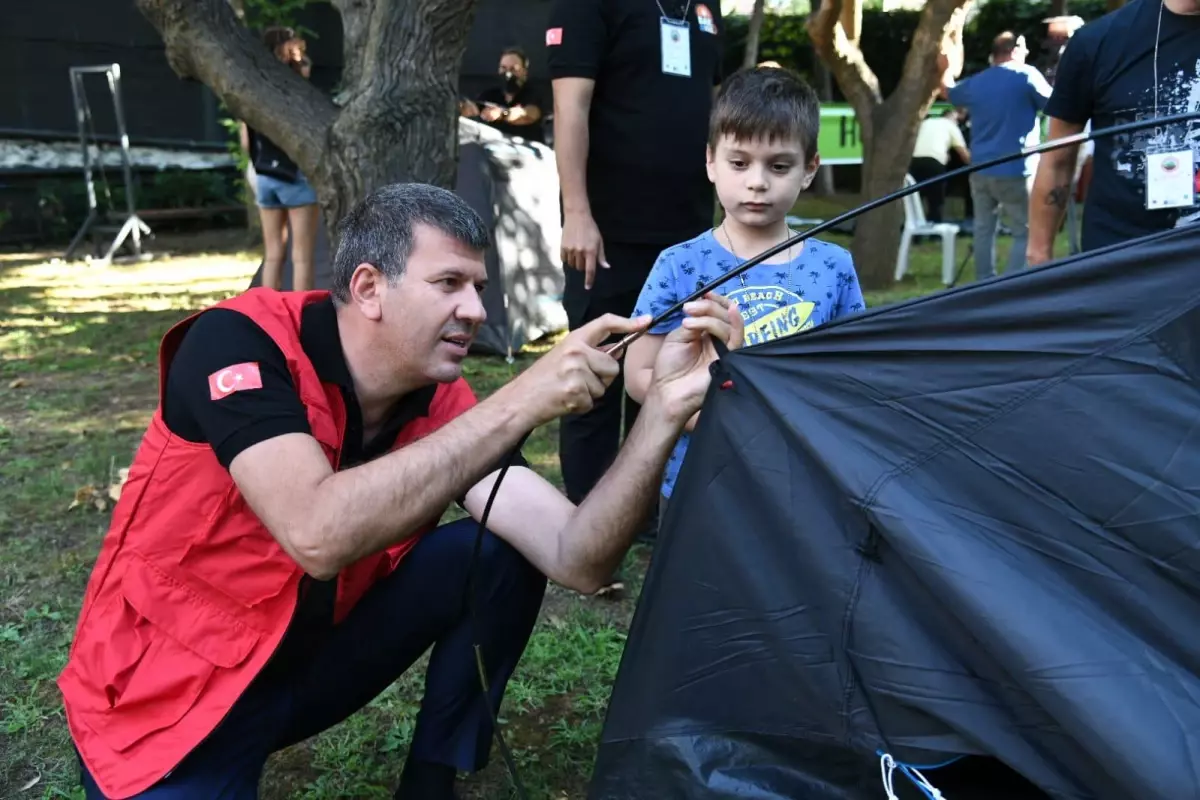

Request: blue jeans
left=77, top=520, right=547, bottom=798
left=255, top=172, right=317, bottom=209
left=969, top=173, right=1032, bottom=281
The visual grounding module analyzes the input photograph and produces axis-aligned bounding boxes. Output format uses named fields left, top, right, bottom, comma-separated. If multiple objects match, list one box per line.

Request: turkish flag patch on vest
left=208, top=362, right=263, bottom=400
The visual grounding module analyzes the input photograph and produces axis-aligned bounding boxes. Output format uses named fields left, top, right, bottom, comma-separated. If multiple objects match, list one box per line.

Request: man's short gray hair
left=331, top=182, right=491, bottom=302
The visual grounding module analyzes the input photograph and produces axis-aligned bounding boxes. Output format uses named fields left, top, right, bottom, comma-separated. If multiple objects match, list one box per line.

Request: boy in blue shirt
left=625, top=65, right=866, bottom=512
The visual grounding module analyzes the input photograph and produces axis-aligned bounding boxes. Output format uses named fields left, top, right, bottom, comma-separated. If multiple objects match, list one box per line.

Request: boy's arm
left=626, top=250, right=681, bottom=406
left=625, top=333, right=664, bottom=406
left=835, top=250, right=867, bottom=318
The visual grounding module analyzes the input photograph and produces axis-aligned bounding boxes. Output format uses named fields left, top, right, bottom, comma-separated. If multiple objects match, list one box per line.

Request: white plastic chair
left=895, top=174, right=960, bottom=286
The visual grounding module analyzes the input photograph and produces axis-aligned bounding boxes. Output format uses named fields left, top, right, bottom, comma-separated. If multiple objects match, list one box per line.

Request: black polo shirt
left=161, top=296, right=526, bottom=671
left=476, top=81, right=547, bottom=143
left=162, top=297, right=442, bottom=469
left=546, top=0, right=724, bottom=247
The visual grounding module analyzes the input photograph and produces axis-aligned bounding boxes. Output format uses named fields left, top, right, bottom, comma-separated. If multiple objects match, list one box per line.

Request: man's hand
left=480, top=105, right=504, bottom=123
left=646, top=293, right=744, bottom=426
left=509, top=312, right=651, bottom=429
left=1026, top=244, right=1056, bottom=267
left=561, top=210, right=608, bottom=290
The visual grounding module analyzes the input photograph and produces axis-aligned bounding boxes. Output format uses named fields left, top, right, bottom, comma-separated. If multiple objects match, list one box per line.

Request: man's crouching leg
left=274, top=518, right=548, bottom=799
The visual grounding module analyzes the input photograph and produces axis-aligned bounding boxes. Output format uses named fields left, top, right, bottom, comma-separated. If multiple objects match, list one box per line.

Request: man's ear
left=347, top=263, right=386, bottom=321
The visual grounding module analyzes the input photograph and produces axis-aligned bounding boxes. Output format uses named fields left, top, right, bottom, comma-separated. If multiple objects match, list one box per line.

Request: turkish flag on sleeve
left=208, top=362, right=264, bottom=401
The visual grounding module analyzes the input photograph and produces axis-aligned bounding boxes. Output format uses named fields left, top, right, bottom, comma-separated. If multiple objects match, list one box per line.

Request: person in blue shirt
left=938, top=32, right=1053, bottom=281
left=624, top=65, right=866, bottom=513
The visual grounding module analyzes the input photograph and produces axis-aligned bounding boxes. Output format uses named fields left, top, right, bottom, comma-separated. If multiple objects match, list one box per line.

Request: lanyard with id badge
left=659, top=0, right=693, bottom=77
left=1144, top=0, right=1197, bottom=214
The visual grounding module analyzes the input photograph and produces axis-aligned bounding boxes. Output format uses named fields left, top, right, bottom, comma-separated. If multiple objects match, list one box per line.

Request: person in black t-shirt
left=546, top=0, right=724, bottom=565
left=1028, top=0, right=1200, bottom=264
left=461, top=46, right=546, bottom=144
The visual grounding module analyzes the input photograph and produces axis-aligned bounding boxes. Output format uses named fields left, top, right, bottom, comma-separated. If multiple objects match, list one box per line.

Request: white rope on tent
left=879, top=752, right=949, bottom=800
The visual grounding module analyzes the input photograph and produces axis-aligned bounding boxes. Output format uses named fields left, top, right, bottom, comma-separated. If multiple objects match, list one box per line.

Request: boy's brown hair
left=708, top=66, right=822, bottom=161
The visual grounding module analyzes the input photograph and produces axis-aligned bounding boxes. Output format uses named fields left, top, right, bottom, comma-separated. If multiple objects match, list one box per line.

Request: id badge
left=1145, top=149, right=1196, bottom=210
left=660, top=18, right=691, bottom=77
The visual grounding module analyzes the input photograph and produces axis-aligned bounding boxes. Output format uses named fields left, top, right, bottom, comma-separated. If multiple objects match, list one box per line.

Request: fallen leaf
left=68, top=485, right=97, bottom=511
left=108, top=465, right=130, bottom=501
left=8, top=378, right=25, bottom=389
left=20, top=774, right=40, bottom=791
left=60, top=461, right=73, bottom=471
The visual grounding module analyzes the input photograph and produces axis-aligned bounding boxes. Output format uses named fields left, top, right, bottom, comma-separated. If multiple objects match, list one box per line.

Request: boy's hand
left=561, top=210, right=609, bottom=290
left=646, top=293, right=743, bottom=427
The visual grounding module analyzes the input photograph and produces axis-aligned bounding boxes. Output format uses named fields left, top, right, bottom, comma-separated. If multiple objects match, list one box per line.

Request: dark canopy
left=589, top=223, right=1200, bottom=800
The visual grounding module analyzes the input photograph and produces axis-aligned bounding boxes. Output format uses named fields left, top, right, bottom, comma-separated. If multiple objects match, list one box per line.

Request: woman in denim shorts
left=239, top=27, right=320, bottom=291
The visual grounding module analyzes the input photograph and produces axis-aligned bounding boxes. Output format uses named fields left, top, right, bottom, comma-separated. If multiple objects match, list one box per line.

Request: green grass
left=0, top=209, right=1058, bottom=798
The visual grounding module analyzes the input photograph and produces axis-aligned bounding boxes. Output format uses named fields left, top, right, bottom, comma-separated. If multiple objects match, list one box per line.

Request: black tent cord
left=461, top=109, right=1200, bottom=799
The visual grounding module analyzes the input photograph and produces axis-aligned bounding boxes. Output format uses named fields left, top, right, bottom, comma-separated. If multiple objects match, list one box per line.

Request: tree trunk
left=136, top=0, right=481, bottom=245
left=741, top=0, right=768, bottom=70
left=812, top=52, right=836, bottom=196
left=851, top=104, right=914, bottom=286
left=807, top=0, right=969, bottom=289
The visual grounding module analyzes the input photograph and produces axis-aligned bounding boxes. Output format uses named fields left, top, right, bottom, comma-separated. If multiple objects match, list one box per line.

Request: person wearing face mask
left=460, top=46, right=546, bottom=144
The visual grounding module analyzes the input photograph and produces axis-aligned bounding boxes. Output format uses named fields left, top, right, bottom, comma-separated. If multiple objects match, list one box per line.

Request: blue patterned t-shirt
left=632, top=228, right=866, bottom=498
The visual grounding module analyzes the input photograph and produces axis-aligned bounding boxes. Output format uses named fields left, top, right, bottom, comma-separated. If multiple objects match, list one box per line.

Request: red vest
left=56, top=288, right=477, bottom=799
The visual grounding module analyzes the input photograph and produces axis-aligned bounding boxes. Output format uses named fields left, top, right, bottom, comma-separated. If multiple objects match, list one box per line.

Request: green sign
left=816, top=103, right=953, bottom=165
left=816, top=102, right=1050, bottom=166
left=816, top=105, right=866, bottom=165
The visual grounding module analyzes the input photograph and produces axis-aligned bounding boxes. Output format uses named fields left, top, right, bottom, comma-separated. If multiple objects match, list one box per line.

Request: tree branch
left=806, top=0, right=881, bottom=125
left=884, top=0, right=970, bottom=122
left=135, top=0, right=336, bottom=181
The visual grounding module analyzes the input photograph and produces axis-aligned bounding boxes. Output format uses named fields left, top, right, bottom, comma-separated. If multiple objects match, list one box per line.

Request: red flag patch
left=208, top=362, right=263, bottom=401
left=546, top=27, right=563, bottom=46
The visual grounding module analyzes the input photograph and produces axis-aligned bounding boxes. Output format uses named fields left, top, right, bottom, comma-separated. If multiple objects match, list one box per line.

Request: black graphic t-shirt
left=1046, top=0, right=1200, bottom=252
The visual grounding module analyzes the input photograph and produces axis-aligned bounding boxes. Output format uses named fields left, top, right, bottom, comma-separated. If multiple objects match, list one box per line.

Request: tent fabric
left=588, top=222, right=1200, bottom=800
left=249, top=118, right=567, bottom=357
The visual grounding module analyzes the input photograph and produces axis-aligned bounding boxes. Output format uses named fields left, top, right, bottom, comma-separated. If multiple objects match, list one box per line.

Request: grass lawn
left=0, top=197, right=1049, bottom=799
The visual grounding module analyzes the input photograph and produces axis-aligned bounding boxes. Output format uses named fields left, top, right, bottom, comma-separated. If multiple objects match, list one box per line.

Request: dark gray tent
left=589, top=222, right=1200, bottom=800
left=249, top=119, right=567, bottom=357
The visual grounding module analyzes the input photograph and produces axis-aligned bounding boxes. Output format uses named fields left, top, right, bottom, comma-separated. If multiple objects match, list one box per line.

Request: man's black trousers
left=558, top=241, right=664, bottom=506
left=76, top=520, right=547, bottom=798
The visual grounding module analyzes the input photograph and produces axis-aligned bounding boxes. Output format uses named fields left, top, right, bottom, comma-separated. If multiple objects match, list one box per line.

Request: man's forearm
left=1028, top=150, right=1078, bottom=258
left=305, top=381, right=533, bottom=576
left=553, top=88, right=593, bottom=214
left=556, top=392, right=681, bottom=591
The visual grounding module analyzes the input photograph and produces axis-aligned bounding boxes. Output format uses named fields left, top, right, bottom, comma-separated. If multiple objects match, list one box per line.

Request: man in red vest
left=58, top=182, right=744, bottom=799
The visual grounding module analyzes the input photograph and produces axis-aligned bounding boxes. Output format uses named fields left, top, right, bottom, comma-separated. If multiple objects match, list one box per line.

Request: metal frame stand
left=64, top=64, right=153, bottom=265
